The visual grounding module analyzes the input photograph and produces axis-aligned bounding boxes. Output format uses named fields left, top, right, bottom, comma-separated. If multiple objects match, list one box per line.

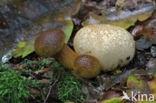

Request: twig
left=43, top=72, right=62, bottom=103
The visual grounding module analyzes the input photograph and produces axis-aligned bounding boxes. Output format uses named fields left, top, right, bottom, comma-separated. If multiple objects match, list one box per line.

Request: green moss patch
left=0, top=65, right=39, bottom=103
left=105, top=98, right=121, bottom=103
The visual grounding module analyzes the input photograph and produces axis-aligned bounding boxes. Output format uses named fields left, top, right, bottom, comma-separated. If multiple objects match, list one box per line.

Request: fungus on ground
left=35, top=28, right=65, bottom=57
left=34, top=28, right=101, bottom=79
left=74, top=24, right=135, bottom=72
left=74, top=55, right=100, bottom=79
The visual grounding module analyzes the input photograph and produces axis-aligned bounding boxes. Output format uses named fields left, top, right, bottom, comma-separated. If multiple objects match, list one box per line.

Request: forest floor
left=0, top=0, right=155, bottom=103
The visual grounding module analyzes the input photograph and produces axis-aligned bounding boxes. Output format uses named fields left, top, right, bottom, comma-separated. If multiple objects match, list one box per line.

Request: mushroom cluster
left=35, top=28, right=101, bottom=79
left=74, top=24, right=135, bottom=71
left=34, top=24, right=135, bottom=78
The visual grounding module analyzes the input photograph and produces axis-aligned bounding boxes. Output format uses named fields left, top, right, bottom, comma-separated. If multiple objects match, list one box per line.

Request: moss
left=105, top=98, right=121, bottom=103
left=0, top=59, right=86, bottom=103
left=18, top=59, right=54, bottom=71
left=0, top=65, right=39, bottom=103
left=40, top=59, right=53, bottom=66
left=57, top=72, right=86, bottom=103
left=51, top=65, right=86, bottom=103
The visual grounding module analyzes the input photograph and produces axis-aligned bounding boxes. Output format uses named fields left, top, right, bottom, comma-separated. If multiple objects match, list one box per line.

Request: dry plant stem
left=34, top=68, right=51, bottom=75
left=43, top=72, right=62, bottom=103
left=55, top=44, right=78, bottom=70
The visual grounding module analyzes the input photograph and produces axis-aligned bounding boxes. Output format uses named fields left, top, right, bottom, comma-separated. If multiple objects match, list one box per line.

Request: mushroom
left=74, top=55, right=100, bottom=78
left=74, top=24, right=135, bottom=72
left=34, top=28, right=101, bottom=78
left=35, top=28, right=65, bottom=57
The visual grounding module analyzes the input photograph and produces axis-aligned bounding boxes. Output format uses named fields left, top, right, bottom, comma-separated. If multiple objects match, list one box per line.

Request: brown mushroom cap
left=35, top=28, right=66, bottom=57
left=74, top=55, right=101, bottom=79
left=74, top=24, right=135, bottom=71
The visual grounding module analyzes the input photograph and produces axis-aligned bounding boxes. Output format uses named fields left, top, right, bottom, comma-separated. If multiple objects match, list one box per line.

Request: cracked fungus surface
left=74, top=24, right=135, bottom=71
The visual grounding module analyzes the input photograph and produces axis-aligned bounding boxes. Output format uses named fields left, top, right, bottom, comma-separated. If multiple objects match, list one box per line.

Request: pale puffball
left=74, top=24, right=135, bottom=71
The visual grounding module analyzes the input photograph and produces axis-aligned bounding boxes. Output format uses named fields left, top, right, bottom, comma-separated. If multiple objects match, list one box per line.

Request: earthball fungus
left=74, top=24, right=135, bottom=72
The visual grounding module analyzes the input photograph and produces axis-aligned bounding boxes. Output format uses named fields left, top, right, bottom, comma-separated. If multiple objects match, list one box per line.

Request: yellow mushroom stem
left=55, top=44, right=78, bottom=70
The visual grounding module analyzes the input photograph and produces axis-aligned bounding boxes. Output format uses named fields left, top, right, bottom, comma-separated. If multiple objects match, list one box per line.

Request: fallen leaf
left=116, top=0, right=137, bottom=10
left=97, top=69, right=135, bottom=90
left=131, top=25, right=144, bottom=40
left=100, top=91, right=121, bottom=102
left=126, top=70, right=153, bottom=95
left=132, top=19, right=156, bottom=40
left=13, top=41, right=34, bottom=58
left=82, top=5, right=154, bottom=29
left=135, top=36, right=152, bottom=50
left=127, top=75, right=144, bottom=89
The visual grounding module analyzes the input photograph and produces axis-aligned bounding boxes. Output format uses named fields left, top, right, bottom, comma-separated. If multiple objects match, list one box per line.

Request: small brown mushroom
left=35, top=28, right=101, bottom=78
left=74, top=55, right=100, bottom=79
left=35, top=28, right=65, bottom=57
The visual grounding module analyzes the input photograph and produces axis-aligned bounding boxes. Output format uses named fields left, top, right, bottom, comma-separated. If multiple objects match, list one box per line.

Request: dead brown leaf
left=132, top=24, right=156, bottom=40
left=116, top=0, right=137, bottom=10
left=15, top=65, right=24, bottom=70
left=34, top=68, right=52, bottom=74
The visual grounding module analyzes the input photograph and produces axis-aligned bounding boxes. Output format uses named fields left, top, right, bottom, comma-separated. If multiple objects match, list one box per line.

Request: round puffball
left=74, top=24, right=135, bottom=72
